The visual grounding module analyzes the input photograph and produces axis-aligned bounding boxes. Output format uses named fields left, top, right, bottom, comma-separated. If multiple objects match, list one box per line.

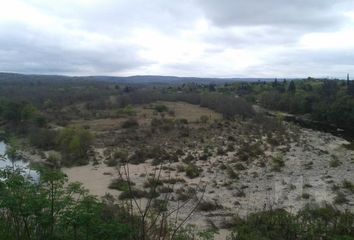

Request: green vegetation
left=334, top=192, right=348, bottom=205
left=0, top=167, right=215, bottom=240
left=229, top=206, right=354, bottom=240
left=108, top=178, right=135, bottom=191
left=57, top=127, right=94, bottom=166
left=220, top=78, right=354, bottom=134
left=329, top=156, right=342, bottom=168
left=154, top=104, right=169, bottom=112
left=2, top=75, right=354, bottom=239
left=185, top=163, right=201, bottom=178
left=342, top=179, right=354, bottom=193
left=271, top=154, right=285, bottom=172
left=0, top=167, right=133, bottom=240
left=226, top=166, right=239, bottom=179
left=121, top=118, right=139, bottom=128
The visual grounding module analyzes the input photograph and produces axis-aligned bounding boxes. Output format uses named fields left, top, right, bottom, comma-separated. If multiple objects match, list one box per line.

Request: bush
left=112, top=150, right=128, bottom=163
left=329, top=157, right=341, bottom=168
left=200, top=93, right=255, bottom=119
left=151, top=118, right=175, bottom=131
left=143, top=178, right=163, bottom=188
left=301, top=193, right=310, bottom=199
left=227, top=167, right=239, bottom=180
left=185, top=163, right=201, bottom=179
left=29, top=127, right=57, bottom=150
left=229, top=205, right=354, bottom=240
left=342, top=180, right=354, bottom=193
left=116, top=105, right=136, bottom=116
left=108, top=179, right=135, bottom=191
left=118, top=188, right=159, bottom=200
left=128, top=149, right=146, bottom=164
left=176, top=187, right=196, bottom=201
left=154, top=104, right=169, bottom=113
left=183, top=154, right=195, bottom=164
left=152, top=199, right=168, bottom=212
left=121, top=118, right=139, bottom=128
left=57, top=127, right=94, bottom=166
left=271, top=154, right=285, bottom=172
left=334, top=192, right=348, bottom=205
left=198, top=201, right=223, bottom=211
left=200, top=115, right=209, bottom=123
left=105, top=158, right=118, bottom=167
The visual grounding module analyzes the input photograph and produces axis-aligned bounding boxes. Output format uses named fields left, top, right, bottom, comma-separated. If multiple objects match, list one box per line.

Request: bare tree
left=115, top=159, right=206, bottom=240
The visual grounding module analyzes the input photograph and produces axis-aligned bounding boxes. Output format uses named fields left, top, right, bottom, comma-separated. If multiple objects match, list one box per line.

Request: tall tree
left=287, top=81, right=296, bottom=93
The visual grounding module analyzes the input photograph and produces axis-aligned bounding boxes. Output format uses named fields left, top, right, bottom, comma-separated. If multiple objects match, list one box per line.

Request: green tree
left=287, top=80, right=296, bottom=93
left=57, top=127, right=94, bottom=166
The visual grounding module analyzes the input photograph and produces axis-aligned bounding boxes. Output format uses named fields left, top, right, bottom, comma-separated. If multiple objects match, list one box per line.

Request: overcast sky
left=0, top=0, right=354, bottom=78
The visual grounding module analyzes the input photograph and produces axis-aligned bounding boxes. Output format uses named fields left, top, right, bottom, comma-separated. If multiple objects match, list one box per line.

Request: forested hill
left=0, top=72, right=278, bottom=84
left=223, top=78, right=354, bottom=135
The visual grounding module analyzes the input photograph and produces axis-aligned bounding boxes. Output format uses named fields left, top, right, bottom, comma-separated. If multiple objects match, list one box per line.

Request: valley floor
left=63, top=122, right=354, bottom=239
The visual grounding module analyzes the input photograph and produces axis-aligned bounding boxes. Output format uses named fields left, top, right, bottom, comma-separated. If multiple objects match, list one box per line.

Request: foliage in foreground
left=0, top=167, right=214, bottom=240
left=0, top=167, right=133, bottom=240
left=229, top=206, right=354, bottom=240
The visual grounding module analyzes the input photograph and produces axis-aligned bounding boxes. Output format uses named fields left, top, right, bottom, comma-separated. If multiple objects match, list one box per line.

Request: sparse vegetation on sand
left=1, top=77, right=354, bottom=239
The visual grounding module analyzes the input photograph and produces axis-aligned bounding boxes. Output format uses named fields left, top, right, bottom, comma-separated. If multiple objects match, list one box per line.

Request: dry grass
left=69, top=101, right=221, bottom=132
left=136, top=101, right=222, bottom=123
left=69, top=118, right=125, bottom=131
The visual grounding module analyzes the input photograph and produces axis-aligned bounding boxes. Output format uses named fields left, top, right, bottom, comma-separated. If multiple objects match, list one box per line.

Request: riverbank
left=270, top=111, right=354, bottom=141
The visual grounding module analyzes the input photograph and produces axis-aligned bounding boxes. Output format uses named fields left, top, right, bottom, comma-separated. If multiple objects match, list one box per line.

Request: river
left=0, top=141, right=39, bottom=181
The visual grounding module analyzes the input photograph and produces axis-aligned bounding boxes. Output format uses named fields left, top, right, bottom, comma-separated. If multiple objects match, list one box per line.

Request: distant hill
left=0, top=72, right=283, bottom=84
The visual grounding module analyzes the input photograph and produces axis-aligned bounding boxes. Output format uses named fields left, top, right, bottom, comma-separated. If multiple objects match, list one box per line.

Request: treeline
left=0, top=78, right=255, bottom=121
left=112, top=89, right=255, bottom=119
left=0, top=78, right=120, bottom=110
left=222, top=78, right=354, bottom=133
left=0, top=100, right=93, bottom=166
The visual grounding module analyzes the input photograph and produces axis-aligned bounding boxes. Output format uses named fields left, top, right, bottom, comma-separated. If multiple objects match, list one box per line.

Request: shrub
left=154, top=104, right=169, bottom=113
left=129, top=149, right=146, bottom=164
left=342, top=180, right=354, bottom=193
left=29, top=127, right=57, bottom=150
left=158, top=186, right=174, bottom=193
left=235, top=163, right=246, bottom=171
left=271, top=154, right=285, bottom=172
left=57, top=127, right=94, bottom=166
left=118, top=188, right=159, bottom=200
left=161, top=178, right=185, bottom=184
left=301, top=193, right=310, bottom=199
left=329, top=156, right=341, bottom=168
left=151, top=118, right=175, bottom=131
left=182, top=154, right=195, bottom=164
left=143, top=178, right=163, bottom=188
left=112, top=150, right=128, bottom=163
left=152, top=199, right=168, bottom=212
left=200, top=115, right=209, bottom=123
left=334, top=192, right=348, bottom=205
left=105, top=158, right=118, bottom=167
left=116, top=105, right=136, bottom=116
left=227, top=167, right=239, bottom=180
left=198, top=201, right=223, bottom=211
left=229, top=206, right=354, bottom=240
left=176, top=187, right=196, bottom=201
left=121, top=118, right=139, bottom=128
left=185, top=163, right=201, bottom=178
left=108, top=179, right=135, bottom=192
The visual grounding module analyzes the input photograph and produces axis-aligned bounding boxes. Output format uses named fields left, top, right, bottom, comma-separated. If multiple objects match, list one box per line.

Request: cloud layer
left=0, top=0, right=353, bottom=78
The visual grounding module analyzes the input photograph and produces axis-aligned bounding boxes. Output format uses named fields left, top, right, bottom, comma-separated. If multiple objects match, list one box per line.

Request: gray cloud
left=197, top=0, right=348, bottom=30
left=0, top=0, right=353, bottom=77
left=0, top=22, right=148, bottom=75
